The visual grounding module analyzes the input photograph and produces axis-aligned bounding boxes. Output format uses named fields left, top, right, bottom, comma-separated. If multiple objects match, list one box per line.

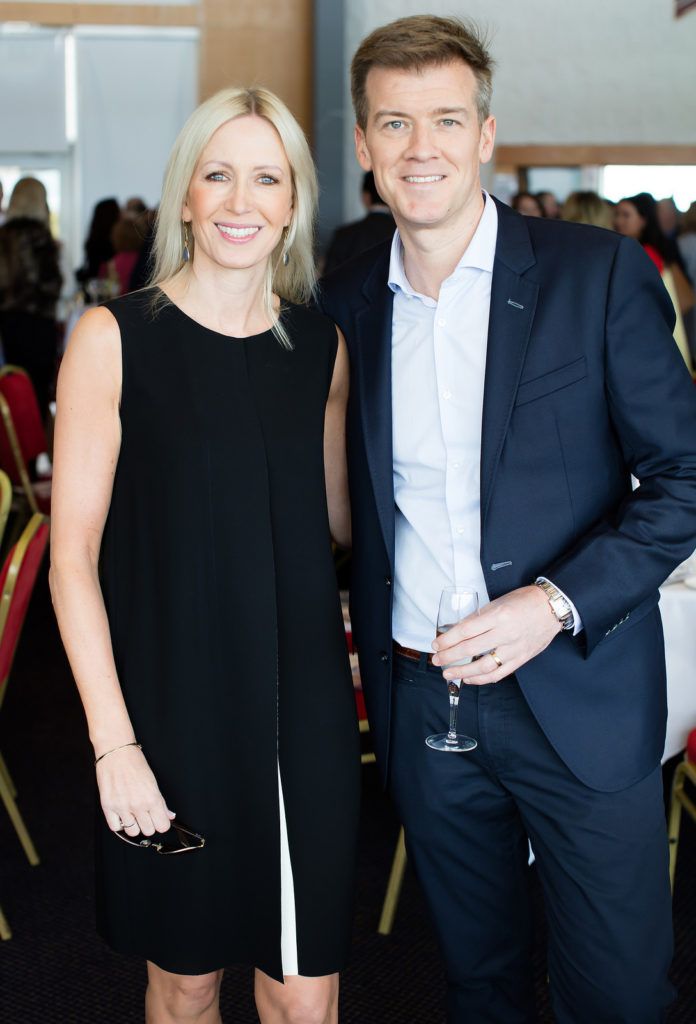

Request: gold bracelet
left=94, top=741, right=142, bottom=766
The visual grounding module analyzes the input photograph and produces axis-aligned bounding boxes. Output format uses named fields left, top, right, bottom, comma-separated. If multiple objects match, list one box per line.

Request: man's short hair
left=351, top=15, right=495, bottom=131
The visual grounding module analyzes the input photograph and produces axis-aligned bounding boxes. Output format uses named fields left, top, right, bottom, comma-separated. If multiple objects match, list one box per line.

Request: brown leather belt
left=393, top=640, right=435, bottom=665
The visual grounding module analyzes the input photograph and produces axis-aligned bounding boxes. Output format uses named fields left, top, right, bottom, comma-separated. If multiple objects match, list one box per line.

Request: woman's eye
left=258, top=175, right=278, bottom=185
left=206, top=172, right=226, bottom=182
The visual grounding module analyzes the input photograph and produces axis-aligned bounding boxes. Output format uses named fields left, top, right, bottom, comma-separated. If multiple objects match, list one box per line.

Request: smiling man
left=319, top=14, right=696, bottom=1024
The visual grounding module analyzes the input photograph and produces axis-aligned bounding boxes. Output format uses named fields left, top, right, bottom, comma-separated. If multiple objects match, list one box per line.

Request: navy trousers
left=389, top=653, right=675, bottom=1024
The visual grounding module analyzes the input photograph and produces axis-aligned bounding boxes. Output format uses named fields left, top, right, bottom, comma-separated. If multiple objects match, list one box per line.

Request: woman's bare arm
left=324, top=327, right=351, bottom=549
left=50, top=306, right=173, bottom=837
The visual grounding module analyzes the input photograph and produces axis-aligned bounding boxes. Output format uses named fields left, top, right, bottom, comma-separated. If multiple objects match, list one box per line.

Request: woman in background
left=0, top=176, right=62, bottom=412
left=615, top=192, right=694, bottom=371
left=50, top=87, right=360, bottom=1024
left=561, top=190, right=613, bottom=230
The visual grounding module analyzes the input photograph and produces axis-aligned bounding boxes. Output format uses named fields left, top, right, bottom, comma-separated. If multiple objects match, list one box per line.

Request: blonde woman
left=50, top=88, right=360, bottom=1024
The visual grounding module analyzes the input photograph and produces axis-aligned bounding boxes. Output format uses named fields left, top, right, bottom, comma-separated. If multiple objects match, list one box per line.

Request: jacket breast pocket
left=515, top=356, right=587, bottom=407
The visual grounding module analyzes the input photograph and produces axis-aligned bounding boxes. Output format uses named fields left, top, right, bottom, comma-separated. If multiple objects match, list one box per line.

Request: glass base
left=425, top=732, right=477, bottom=753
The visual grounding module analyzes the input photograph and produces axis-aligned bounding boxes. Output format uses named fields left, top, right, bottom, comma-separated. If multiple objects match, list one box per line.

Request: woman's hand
left=96, top=744, right=175, bottom=837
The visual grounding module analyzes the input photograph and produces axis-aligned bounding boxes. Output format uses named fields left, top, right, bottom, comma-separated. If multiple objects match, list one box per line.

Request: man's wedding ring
left=490, top=650, right=503, bottom=669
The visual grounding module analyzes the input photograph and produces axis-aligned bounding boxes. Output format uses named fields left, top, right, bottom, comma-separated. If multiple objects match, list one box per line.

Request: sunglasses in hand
left=115, top=819, right=205, bottom=855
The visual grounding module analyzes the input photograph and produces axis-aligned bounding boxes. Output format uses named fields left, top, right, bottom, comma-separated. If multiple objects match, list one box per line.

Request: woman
left=614, top=192, right=695, bottom=371
left=560, top=190, right=613, bottom=230
left=76, top=196, right=120, bottom=291
left=0, top=177, right=62, bottom=413
left=50, top=87, right=360, bottom=1024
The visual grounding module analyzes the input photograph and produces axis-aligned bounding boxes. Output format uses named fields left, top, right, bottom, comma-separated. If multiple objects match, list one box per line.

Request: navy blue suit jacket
left=320, top=198, right=696, bottom=792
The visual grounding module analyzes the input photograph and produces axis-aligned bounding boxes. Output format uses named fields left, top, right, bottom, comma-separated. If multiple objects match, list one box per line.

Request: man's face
left=354, top=61, right=495, bottom=235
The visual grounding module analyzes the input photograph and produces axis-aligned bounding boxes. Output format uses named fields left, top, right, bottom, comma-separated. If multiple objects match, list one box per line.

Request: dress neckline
left=156, top=287, right=277, bottom=341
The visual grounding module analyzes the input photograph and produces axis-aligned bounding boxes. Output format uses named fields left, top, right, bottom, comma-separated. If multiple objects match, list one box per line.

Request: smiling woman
left=50, top=85, right=358, bottom=1024
left=151, top=87, right=318, bottom=348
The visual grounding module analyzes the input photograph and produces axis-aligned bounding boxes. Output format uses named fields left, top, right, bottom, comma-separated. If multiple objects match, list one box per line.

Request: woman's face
left=516, top=194, right=542, bottom=217
left=613, top=200, right=644, bottom=239
left=183, top=115, right=293, bottom=274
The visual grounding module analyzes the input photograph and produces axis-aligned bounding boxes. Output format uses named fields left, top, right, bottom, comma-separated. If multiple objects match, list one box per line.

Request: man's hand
left=431, top=585, right=562, bottom=685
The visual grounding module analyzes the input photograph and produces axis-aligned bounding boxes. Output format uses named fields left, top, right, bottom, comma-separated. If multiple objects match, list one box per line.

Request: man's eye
left=387, top=120, right=404, bottom=130
left=440, top=119, right=458, bottom=127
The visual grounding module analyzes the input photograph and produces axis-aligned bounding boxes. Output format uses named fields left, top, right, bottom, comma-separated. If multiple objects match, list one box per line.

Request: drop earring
left=282, top=227, right=290, bottom=266
left=182, top=222, right=190, bottom=263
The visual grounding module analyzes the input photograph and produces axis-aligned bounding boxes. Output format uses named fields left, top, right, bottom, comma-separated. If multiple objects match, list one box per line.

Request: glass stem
left=446, top=682, right=461, bottom=744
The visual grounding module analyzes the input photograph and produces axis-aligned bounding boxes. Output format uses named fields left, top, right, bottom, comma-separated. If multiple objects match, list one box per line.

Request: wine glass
left=425, top=587, right=479, bottom=753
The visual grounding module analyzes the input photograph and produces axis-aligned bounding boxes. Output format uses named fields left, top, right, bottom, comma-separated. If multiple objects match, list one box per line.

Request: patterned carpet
left=0, top=567, right=694, bottom=1022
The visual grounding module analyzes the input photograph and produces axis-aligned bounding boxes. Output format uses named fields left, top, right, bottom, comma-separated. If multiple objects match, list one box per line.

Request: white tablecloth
left=660, top=582, right=696, bottom=761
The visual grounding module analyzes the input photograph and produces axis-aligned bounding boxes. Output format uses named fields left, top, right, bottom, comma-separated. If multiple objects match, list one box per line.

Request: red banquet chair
left=0, top=513, right=50, bottom=874
left=668, top=728, right=696, bottom=893
left=0, top=365, right=51, bottom=518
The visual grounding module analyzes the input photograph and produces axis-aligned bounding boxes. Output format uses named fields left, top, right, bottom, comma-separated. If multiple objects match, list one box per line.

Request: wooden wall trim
left=0, top=4, right=198, bottom=26
left=495, top=144, right=696, bottom=166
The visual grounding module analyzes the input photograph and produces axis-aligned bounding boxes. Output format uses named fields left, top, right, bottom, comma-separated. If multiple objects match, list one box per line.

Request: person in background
left=510, top=191, right=544, bottom=216
left=76, top=197, right=121, bottom=292
left=536, top=190, right=560, bottom=218
left=128, top=207, right=157, bottom=292
left=0, top=176, right=62, bottom=413
left=656, top=196, right=681, bottom=240
left=561, top=190, right=613, bottom=229
left=323, top=171, right=395, bottom=275
left=103, top=217, right=144, bottom=295
left=677, top=201, right=696, bottom=285
left=321, top=13, right=696, bottom=1022
left=615, top=192, right=694, bottom=369
left=123, top=196, right=147, bottom=220
left=676, top=202, right=696, bottom=361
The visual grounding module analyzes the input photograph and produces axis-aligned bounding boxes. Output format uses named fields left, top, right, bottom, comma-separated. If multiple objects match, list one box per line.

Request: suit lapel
left=480, top=200, right=539, bottom=523
left=354, top=249, right=396, bottom=569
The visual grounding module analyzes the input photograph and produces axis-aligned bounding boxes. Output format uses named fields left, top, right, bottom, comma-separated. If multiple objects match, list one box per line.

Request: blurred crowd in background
left=0, top=171, right=694, bottom=425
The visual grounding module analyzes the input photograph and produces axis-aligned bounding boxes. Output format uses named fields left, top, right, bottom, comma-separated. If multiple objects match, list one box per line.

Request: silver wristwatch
left=534, top=578, right=575, bottom=631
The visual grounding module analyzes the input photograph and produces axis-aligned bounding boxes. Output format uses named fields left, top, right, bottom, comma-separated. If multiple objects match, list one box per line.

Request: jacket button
left=385, top=577, right=392, bottom=587
left=379, top=651, right=389, bottom=662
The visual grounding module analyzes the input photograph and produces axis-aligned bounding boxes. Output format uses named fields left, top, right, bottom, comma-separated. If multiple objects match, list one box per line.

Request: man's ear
left=354, top=124, right=372, bottom=172
left=479, top=115, right=496, bottom=166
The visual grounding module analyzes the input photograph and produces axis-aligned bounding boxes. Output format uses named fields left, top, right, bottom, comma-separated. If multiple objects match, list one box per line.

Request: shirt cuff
left=537, top=577, right=584, bottom=636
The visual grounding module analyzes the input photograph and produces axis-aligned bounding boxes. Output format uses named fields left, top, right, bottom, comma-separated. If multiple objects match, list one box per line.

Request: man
left=320, top=14, right=696, bottom=1024
left=323, top=171, right=395, bottom=275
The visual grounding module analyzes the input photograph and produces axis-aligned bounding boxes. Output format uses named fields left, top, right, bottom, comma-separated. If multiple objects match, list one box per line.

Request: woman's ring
left=119, top=818, right=137, bottom=829
left=490, top=649, right=503, bottom=669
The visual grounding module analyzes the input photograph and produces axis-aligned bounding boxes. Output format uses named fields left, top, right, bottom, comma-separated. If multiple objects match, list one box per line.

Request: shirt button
left=451, top=461, right=460, bottom=469
left=379, top=651, right=390, bottom=663
left=456, top=526, right=465, bottom=535
left=437, top=317, right=446, bottom=327
left=442, top=390, right=452, bottom=400
left=385, top=576, right=392, bottom=587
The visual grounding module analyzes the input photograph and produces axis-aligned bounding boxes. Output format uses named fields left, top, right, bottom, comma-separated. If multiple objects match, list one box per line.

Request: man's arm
left=434, top=236, right=696, bottom=682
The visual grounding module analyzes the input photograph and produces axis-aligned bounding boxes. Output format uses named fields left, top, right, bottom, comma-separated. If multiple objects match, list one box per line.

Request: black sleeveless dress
left=96, top=290, right=360, bottom=981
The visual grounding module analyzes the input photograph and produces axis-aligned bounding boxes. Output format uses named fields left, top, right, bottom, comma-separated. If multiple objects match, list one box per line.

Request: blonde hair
left=7, top=177, right=50, bottom=226
left=351, top=15, right=494, bottom=130
left=151, top=86, right=317, bottom=349
left=561, top=191, right=613, bottom=230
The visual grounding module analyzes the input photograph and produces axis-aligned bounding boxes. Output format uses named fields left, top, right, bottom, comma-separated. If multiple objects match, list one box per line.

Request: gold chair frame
left=0, top=469, right=12, bottom=552
left=668, top=754, right=696, bottom=892
left=0, top=365, right=47, bottom=518
left=0, top=513, right=49, bottom=869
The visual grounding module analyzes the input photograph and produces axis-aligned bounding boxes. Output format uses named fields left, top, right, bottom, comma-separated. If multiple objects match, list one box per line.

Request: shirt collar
left=388, top=190, right=498, bottom=298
